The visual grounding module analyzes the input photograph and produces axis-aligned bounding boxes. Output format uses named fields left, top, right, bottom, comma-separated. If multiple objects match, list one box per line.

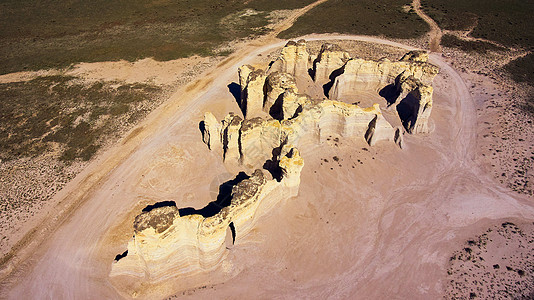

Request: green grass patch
left=278, top=0, right=428, bottom=39
left=422, top=1, right=534, bottom=91
left=0, top=76, right=161, bottom=162
left=0, top=0, right=315, bottom=75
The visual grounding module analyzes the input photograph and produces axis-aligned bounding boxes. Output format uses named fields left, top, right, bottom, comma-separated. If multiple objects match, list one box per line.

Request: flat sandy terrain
left=0, top=31, right=532, bottom=299
left=1, top=0, right=534, bottom=297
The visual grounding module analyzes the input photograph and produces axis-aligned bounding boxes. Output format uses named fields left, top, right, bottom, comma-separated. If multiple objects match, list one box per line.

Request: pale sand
left=1, top=0, right=534, bottom=295
left=0, top=32, right=532, bottom=299
left=0, top=56, right=215, bottom=86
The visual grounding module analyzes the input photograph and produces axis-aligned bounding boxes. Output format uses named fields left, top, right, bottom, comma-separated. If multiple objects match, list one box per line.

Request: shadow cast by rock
left=179, top=172, right=250, bottom=218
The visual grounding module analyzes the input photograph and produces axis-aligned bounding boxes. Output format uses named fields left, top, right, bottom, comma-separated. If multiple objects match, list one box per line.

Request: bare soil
left=1, top=0, right=533, bottom=298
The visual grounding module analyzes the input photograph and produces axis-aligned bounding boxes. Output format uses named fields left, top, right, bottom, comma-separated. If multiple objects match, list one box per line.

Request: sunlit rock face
left=312, top=43, right=351, bottom=87
left=238, top=65, right=266, bottom=118
left=327, top=49, right=438, bottom=133
left=269, top=39, right=310, bottom=79
left=204, top=100, right=395, bottom=169
left=111, top=41, right=438, bottom=291
left=110, top=146, right=303, bottom=283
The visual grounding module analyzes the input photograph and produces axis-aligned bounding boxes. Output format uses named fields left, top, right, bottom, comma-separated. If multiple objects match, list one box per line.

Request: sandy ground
left=0, top=54, right=223, bottom=259
left=0, top=32, right=532, bottom=299
left=1, top=0, right=534, bottom=297
left=0, top=56, right=216, bottom=86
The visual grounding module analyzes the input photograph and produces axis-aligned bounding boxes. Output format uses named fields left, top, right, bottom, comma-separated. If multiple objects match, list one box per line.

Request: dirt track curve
left=0, top=0, right=329, bottom=280
left=2, top=1, right=534, bottom=299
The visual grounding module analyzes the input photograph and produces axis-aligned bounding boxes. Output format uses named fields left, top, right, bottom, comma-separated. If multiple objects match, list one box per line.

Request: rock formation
left=312, top=43, right=351, bottom=86
left=328, top=52, right=438, bottom=99
left=111, top=40, right=438, bottom=289
left=110, top=144, right=304, bottom=282
left=269, top=39, right=309, bottom=79
left=238, top=65, right=266, bottom=118
left=328, top=50, right=438, bottom=133
left=201, top=112, right=220, bottom=150
left=264, top=71, right=299, bottom=119
left=202, top=100, right=397, bottom=168
left=393, top=71, right=434, bottom=133
left=220, top=113, right=243, bottom=162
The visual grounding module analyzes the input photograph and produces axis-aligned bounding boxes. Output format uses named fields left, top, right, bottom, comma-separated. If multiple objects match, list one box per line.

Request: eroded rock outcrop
left=328, top=53, right=438, bottom=100
left=312, top=43, right=351, bottom=86
left=201, top=112, right=221, bottom=150
left=264, top=71, right=299, bottom=119
left=205, top=101, right=396, bottom=168
left=327, top=49, right=438, bottom=133
left=238, top=65, right=266, bottom=118
left=112, top=40, right=439, bottom=291
left=394, top=72, right=434, bottom=133
left=110, top=145, right=304, bottom=282
left=221, top=113, right=243, bottom=162
left=269, top=39, right=309, bottom=79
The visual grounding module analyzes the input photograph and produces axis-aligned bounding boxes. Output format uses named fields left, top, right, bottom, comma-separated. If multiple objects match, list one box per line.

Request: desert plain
left=1, top=0, right=533, bottom=299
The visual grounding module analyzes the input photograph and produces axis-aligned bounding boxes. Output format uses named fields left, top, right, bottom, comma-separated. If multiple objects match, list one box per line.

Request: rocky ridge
left=239, top=40, right=438, bottom=134
left=110, top=40, right=439, bottom=289
left=110, top=144, right=303, bottom=286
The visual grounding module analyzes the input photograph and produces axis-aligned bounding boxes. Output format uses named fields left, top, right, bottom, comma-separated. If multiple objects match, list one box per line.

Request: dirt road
left=1, top=32, right=532, bottom=299
left=412, top=0, right=442, bottom=52
left=0, top=0, right=329, bottom=280
left=2, top=1, right=534, bottom=298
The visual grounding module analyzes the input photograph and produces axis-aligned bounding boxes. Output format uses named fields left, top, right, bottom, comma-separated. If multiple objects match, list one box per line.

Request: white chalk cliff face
left=238, top=40, right=438, bottom=133
left=312, top=43, right=351, bottom=87
left=110, top=144, right=304, bottom=286
left=205, top=100, right=398, bottom=169
left=328, top=50, right=439, bottom=133
left=110, top=40, right=438, bottom=290
left=269, top=39, right=309, bottom=79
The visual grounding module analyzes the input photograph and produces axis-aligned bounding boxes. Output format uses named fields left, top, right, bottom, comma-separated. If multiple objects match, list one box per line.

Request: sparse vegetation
left=421, top=0, right=534, bottom=48
left=421, top=0, right=534, bottom=88
left=0, top=0, right=315, bottom=74
left=0, top=76, right=161, bottom=162
left=505, top=53, right=534, bottom=87
left=0, top=75, right=164, bottom=254
left=446, top=222, right=534, bottom=299
left=441, top=34, right=506, bottom=54
left=278, top=0, right=429, bottom=39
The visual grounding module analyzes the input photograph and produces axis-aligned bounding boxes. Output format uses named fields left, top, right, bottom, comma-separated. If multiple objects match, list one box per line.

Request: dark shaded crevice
left=114, top=250, right=128, bottom=262
left=323, top=65, right=345, bottom=98
left=394, top=127, right=404, bottom=148
left=262, top=138, right=287, bottom=181
left=237, top=126, right=244, bottom=163
left=229, top=222, right=236, bottom=244
left=269, top=93, right=285, bottom=120
left=308, top=67, right=315, bottom=81
left=397, top=92, right=420, bottom=133
left=199, top=120, right=210, bottom=149
left=364, top=115, right=377, bottom=145
left=228, top=82, right=243, bottom=114
left=311, top=55, right=321, bottom=81
left=179, top=172, right=250, bottom=218
left=262, top=78, right=269, bottom=108
left=290, top=104, right=303, bottom=120
left=222, top=126, right=229, bottom=160
left=142, top=201, right=176, bottom=212
left=379, top=83, right=401, bottom=106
